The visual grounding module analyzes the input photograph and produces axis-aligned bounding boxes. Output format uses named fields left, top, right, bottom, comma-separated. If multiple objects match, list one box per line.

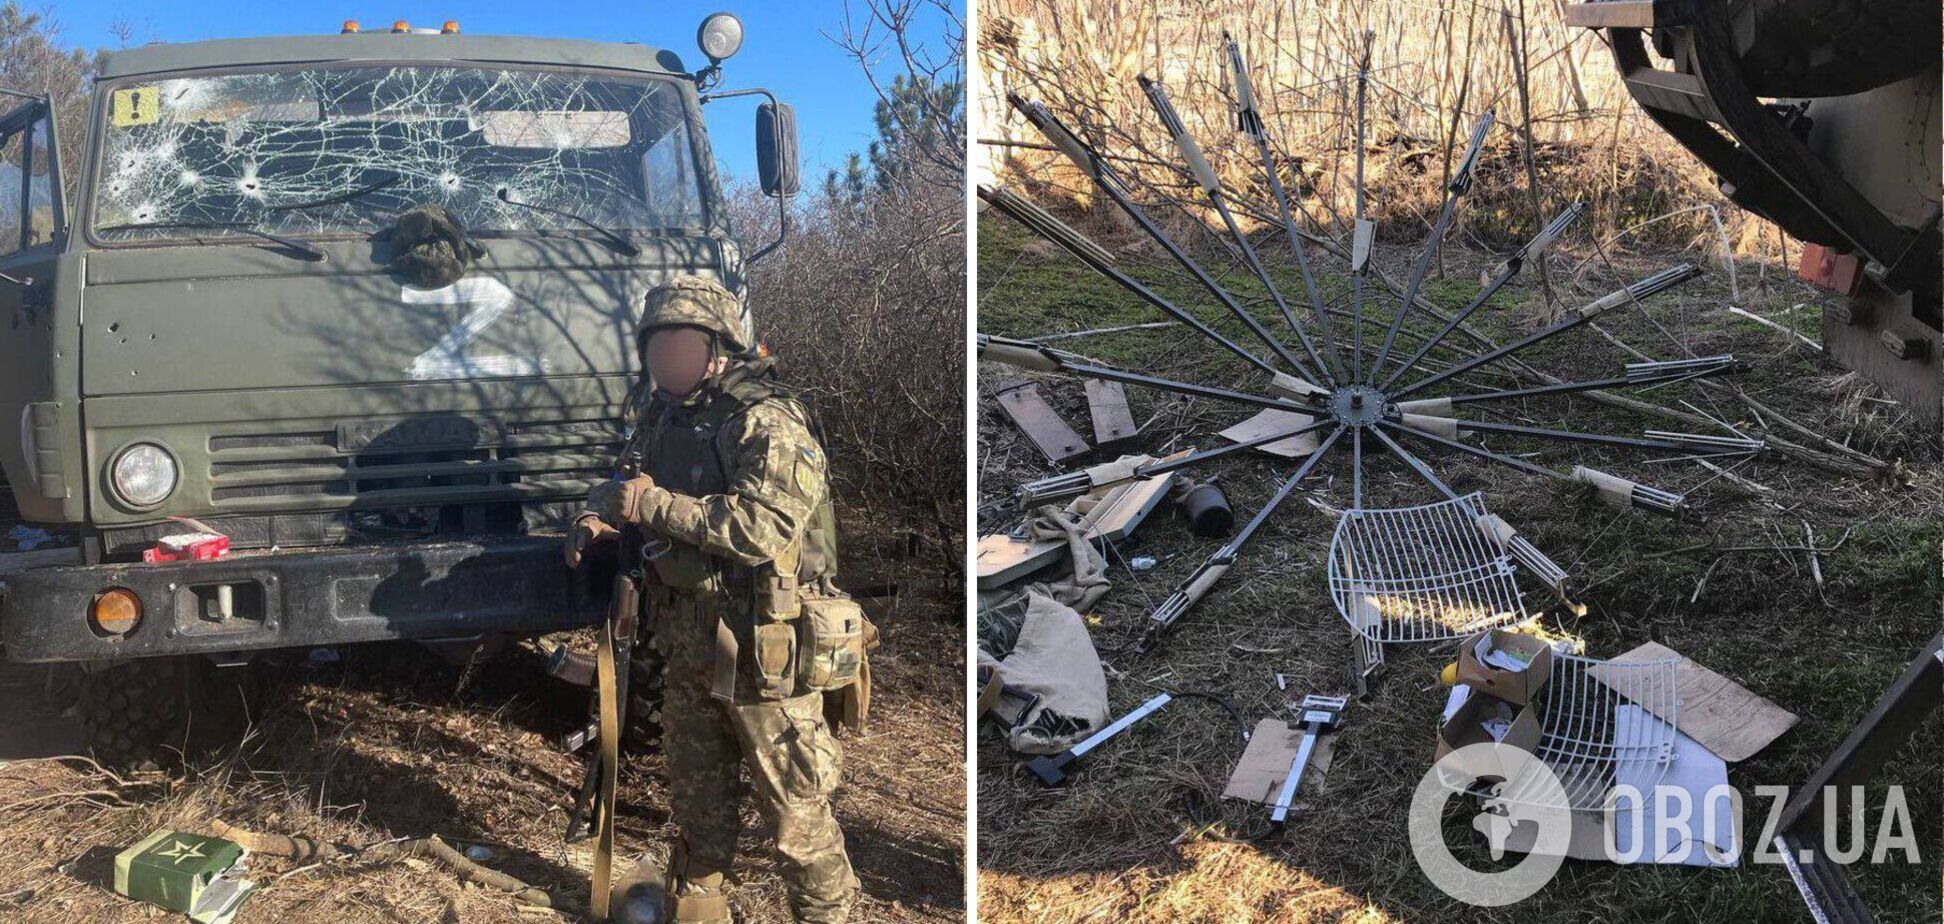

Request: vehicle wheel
left=1727, top=0, right=1935, bottom=98
left=78, top=656, right=259, bottom=768
left=624, top=632, right=666, bottom=751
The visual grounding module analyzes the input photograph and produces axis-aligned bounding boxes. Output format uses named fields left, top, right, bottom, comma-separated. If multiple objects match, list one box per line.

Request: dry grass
left=975, top=213, right=1941, bottom=922
left=0, top=507, right=965, bottom=924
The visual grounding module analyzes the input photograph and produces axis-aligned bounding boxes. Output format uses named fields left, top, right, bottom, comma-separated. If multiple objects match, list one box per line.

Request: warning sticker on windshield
left=109, top=86, right=159, bottom=127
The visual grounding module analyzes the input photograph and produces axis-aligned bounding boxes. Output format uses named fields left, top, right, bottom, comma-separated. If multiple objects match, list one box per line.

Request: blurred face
left=643, top=326, right=720, bottom=396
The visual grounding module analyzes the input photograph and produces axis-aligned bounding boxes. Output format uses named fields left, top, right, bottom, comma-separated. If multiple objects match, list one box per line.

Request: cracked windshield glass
left=92, top=65, right=704, bottom=241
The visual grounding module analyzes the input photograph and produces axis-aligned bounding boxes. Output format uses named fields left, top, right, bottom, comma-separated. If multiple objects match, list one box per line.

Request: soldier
left=564, top=276, right=859, bottom=923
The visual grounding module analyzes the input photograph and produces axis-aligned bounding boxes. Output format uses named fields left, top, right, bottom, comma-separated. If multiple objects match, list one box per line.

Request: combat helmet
left=637, top=275, right=748, bottom=354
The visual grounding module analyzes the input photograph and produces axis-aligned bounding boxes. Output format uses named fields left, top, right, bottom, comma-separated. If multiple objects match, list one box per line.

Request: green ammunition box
left=114, top=829, right=254, bottom=922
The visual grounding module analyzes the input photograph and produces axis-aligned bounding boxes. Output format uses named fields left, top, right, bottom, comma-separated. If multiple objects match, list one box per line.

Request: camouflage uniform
left=580, top=277, right=856, bottom=924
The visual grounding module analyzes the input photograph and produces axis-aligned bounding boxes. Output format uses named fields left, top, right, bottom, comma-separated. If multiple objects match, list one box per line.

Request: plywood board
left=1219, top=409, right=1320, bottom=458
left=1591, top=641, right=1798, bottom=763
left=1083, top=379, right=1138, bottom=446
left=1072, top=467, right=1175, bottom=543
left=995, top=383, right=1088, bottom=462
left=974, top=456, right=1178, bottom=589
left=1224, top=718, right=1336, bottom=805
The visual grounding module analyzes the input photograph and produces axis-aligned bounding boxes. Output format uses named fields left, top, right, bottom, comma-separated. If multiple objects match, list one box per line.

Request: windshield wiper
left=96, top=220, right=327, bottom=262
left=495, top=187, right=641, bottom=257
left=267, top=172, right=402, bottom=213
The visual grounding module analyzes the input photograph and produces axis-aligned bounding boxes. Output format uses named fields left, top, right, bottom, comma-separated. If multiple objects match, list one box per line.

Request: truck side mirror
left=757, top=102, right=799, bottom=198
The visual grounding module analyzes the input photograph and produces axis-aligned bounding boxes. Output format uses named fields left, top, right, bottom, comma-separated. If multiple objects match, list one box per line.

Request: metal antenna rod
left=1137, top=425, right=1347, bottom=653
left=1393, top=263, right=1703, bottom=399
left=1363, top=425, right=1577, bottom=607
left=1016, top=417, right=1338, bottom=505
left=1351, top=426, right=1364, bottom=510
left=1139, top=75, right=1335, bottom=385
left=1375, top=419, right=1566, bottom=482
left=1009, top=95, right=1321, bottom=383
left=1441, top=359, right=1739, bottom=406
left=978, top=335, right=1323, bottom=413
left=1364, top=423, right=1464, bottom=504
left=978, top=185, right=1284, bottom=376
left=1454, top=418, right=1748, bottom=455
left=1368, top=111, right=1495, bottom=381
left=1348, top=32, right=1373, bottom=382
left=1379, top=202, right=1586, bottom=391
left=1226, top=34, right=1349, bottom=384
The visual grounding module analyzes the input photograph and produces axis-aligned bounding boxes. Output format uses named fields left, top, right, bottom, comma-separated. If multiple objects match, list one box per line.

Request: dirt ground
left=0, top=510, right=965, bottom=923
left=975, top=216, right=1941, bottom=923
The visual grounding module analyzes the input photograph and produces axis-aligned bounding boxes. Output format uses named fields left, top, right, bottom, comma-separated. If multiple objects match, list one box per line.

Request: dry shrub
left=978, top=0, right=1780, bottom=254
left=727, top=165, right=966, bottom=581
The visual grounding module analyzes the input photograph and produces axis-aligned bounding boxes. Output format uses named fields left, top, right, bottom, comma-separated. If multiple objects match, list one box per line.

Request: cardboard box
left=1434, top=690, right=1542, bottom=786
left=1456, top=629, right=1553, bottom=705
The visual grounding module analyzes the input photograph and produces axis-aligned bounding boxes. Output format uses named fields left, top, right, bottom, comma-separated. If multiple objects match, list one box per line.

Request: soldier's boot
left=664, top=840, right=734, bottom=924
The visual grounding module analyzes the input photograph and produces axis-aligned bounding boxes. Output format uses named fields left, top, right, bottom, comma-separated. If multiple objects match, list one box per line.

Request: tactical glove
left=586, top=474, right=657, bottom=526
left=563, top=514, right=618, bottom=568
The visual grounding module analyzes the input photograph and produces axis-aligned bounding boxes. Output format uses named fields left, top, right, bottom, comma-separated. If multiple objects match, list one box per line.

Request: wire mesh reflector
left=1329, top=494, right=1528, bottom=645
left=1490, top=650, right=1681, bottom=810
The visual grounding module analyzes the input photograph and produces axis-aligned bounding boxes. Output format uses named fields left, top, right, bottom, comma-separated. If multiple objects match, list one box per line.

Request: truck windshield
left=92, top=65, right=705, bottom=243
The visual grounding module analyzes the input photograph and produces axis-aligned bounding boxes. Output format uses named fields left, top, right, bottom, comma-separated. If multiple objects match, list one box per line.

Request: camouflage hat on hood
left=636, top=275, right=748, bottom=354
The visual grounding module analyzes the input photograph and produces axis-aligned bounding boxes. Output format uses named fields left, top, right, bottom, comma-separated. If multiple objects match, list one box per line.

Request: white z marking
left=403, top=276, right=550, bottom=380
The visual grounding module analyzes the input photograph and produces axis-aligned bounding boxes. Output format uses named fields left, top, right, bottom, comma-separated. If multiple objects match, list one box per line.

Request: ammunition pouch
left=797, top=594, right=869, bottom=691
left=800, top=591, right=879, bottom=734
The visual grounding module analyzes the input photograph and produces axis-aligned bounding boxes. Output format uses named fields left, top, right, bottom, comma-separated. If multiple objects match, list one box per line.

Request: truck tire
left=624, top=638, right=666, bottom=751
left=78, top=656, right=258, bottom=768
left=1727, top=0, right=1936, bottom=98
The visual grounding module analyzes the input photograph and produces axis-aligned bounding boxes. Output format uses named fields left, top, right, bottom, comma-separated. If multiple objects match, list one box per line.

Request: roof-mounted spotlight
left=696, top=12, right=744, bottom=64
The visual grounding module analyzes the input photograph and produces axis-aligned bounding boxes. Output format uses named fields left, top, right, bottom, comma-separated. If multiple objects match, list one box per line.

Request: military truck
left=1566, top=0, right=1940, bottom=425
left=0, top=14, right=799, bottom=762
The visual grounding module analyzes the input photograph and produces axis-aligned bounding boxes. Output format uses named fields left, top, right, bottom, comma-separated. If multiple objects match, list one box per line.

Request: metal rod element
left=1139, top=426, right=1347, bottom=653
left=1024, top=693, right=1174, bottom=786
left=1351, top=426, right=1364, bottom=509
left=1641, top=430, right=1765, bottom=454
left=1227, top=34, right=1348, bottom=384
left=1360, top=427, right=1573, bottom=605
left=1393, top=263, right=1703, bottom=399
left=1625, top=355, right=1738, bottom=381
left=1376, top=419, right=1567, bottom=482
left=1348, top=33, right=1373, bottom=382
left=979, top=186, right=1280, bottom=375
left=977, top=334, right=1323, bottom=413
left=1441, top=353, right=1741, bottom=405
left=1379, top=202, right=1586, bottom=391
left=1138, top=75, right=1335, bottom=385
left=1456, top=418, right=1738, bottom=454
left=980, top=184, right=1114, bottom=265
left=1009, top=96, right=1319, bottom=381
left=1364, top=424, right=1462, bottom=503
left=1015, top=417, right=1337, bottom=505
left=1368, top=111, right=1495, bottom=381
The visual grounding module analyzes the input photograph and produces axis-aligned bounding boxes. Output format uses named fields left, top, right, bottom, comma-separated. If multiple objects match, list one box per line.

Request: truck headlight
left=111, top=443, right=177, bottom=508
left=697, top=13, right=744, bottom=63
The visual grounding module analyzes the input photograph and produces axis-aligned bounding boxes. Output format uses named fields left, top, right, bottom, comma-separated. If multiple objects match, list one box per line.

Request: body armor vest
left=623, top=360, right=840, bottom=597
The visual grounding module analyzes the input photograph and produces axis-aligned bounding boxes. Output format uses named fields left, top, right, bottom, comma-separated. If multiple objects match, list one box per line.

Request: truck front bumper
left=1, top=535, right=603, bottom=663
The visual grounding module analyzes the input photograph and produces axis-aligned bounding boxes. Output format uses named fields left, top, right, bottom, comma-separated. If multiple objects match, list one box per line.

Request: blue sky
left=44, top=0, right=960, bottom=182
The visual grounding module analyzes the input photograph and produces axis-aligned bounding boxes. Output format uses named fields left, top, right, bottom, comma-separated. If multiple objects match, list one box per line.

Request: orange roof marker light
left=442, top=20, right=460, bottom=34
left=341, top=20, right=360, bottom=33
left=392, top=20, right=410, bottom=33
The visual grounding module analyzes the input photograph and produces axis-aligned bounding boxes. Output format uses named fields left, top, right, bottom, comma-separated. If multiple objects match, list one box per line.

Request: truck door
left=0, top=96, right=70, bottom=522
